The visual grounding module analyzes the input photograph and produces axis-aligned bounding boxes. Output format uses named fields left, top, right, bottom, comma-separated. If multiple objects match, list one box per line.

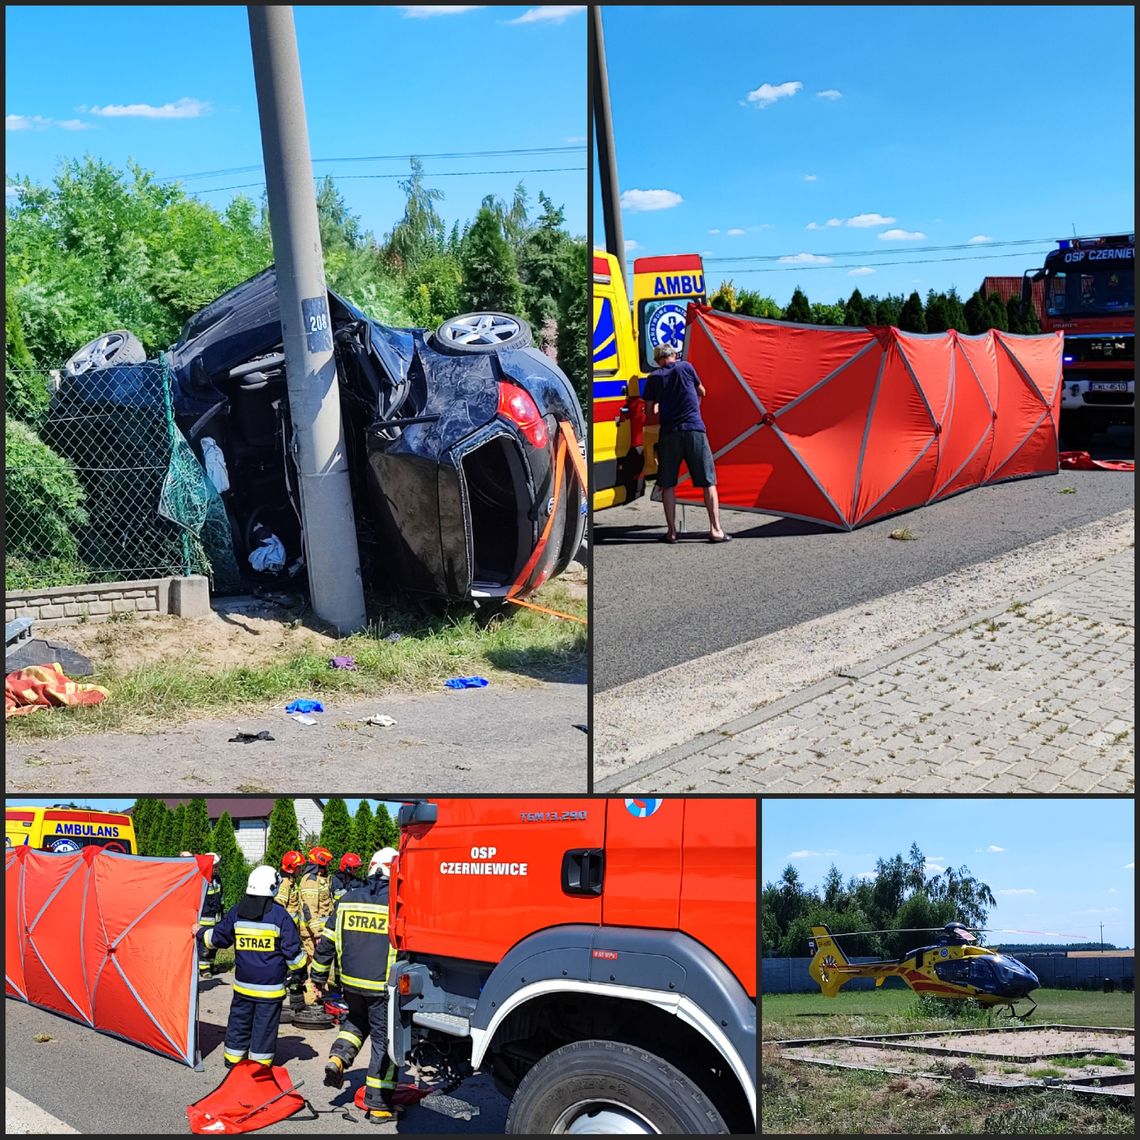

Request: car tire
left=62, top=330, right=147, bottom=378
left=504, top=1039, right=730, bottom=1135
left=432, top=312, right=532, bottom=355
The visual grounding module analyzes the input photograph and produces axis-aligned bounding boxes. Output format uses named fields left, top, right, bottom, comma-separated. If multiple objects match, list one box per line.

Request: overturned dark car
left=57, top=268, right=587, bottom=607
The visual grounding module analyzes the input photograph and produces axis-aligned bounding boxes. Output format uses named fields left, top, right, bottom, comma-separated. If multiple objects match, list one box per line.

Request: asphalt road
left=593, top=428, right=1135, bottom=690
left=5, top=980, right=509, bottom=1134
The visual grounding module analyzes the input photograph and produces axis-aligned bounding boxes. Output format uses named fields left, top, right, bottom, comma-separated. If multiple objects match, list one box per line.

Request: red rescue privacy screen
left=675, top=306, right=1063, bottom=528
left=5, top=844, right=207, bottom=1066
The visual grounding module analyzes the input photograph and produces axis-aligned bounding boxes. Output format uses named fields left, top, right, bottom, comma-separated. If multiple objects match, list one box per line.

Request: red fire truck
left=1024, top=233, right=1134, bottom=445
left=386, top=797, right=756, bottom=1133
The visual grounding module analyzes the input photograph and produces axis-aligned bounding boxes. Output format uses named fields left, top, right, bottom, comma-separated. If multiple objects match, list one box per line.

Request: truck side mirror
left=397, top=801, right=438, bottom=828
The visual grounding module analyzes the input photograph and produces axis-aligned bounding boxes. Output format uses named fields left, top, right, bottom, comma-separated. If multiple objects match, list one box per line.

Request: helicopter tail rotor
left=808, top=925, right=853, bottom=997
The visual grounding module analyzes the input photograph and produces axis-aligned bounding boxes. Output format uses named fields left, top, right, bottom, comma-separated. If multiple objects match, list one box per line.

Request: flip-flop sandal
left=658, top=534, right=678, bottom=544
left=708, top=533, right=733, bottom=543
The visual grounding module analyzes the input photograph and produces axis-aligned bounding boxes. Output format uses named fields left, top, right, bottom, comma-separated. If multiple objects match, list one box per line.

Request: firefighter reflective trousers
left=329, top=991, right=397, bottom=1109
left=224, top=993, right=283, bottom=1066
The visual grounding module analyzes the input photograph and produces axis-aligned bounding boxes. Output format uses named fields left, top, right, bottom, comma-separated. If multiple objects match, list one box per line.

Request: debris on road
left=228, top=731, right=275, bottom=744
left=284, top=698, right=324, bottom=715
left=444, top=676, right=489, bottom=689
left=358, top=714, right=397, bottom=727
left=6, top=664, right=109, bottom=719
left=328, top=656, right=359, bottom=671
left=289, top=714, right=319, bottom=727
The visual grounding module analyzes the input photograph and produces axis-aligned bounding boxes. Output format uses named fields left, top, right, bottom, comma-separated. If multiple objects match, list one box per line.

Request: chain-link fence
left=5, top=357, right=239, bottom=593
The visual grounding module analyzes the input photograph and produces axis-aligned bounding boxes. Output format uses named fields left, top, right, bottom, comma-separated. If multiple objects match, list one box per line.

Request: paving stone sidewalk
left=606, top=549, right=1134, bottom=794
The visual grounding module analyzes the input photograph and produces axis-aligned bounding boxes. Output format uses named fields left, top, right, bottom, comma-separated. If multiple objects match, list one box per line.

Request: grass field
left=762, top=990, right=1135, bottom=1135
left=763, top=987, right=1136, bottom=1040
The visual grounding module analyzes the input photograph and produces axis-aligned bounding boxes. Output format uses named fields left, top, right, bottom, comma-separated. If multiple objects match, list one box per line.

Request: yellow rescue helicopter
left=809, top=922, right=1044, bottom=1017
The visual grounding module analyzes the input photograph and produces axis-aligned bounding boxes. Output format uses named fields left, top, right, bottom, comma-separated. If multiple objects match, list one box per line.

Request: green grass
left=762, top=989, right=1135, bottom=1134
left=5, top=582, right=585, bottom=740
left=761, top=988, right=1136, bottom=1041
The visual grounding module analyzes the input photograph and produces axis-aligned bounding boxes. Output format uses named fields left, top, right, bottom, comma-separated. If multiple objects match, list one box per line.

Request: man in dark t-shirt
left=642, top=343, right=729, bottom=543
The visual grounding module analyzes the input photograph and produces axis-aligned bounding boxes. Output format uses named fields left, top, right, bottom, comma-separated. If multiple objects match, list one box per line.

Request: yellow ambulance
left=592, top=251, right=706, bottom=510
left=5, top=805, right=137, bottom=854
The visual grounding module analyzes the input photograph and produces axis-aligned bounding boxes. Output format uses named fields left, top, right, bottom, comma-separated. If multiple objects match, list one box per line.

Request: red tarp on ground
left=674, top=306, right=1063, bottom=528
left=5, top=845, right=208, bottom=1066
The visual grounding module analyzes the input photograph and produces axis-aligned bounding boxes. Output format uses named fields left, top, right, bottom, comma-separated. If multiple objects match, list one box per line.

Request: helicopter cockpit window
left=933, top=958, right=972, bottom=984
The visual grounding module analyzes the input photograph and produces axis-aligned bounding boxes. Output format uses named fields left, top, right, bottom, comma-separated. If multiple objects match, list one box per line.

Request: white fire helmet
left=247, top=865, right=282, bottom=897
left=369, top=848, right=398, bottom=879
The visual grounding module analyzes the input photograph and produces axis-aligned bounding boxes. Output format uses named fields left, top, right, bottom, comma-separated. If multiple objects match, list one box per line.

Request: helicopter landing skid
left=1001, top=996, right=1038, bottom=1021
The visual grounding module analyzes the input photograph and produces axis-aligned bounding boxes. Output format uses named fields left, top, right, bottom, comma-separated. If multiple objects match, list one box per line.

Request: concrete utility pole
left=590, top=6, right=625, bottom=287
left=247, top=6, right=366, bottom=635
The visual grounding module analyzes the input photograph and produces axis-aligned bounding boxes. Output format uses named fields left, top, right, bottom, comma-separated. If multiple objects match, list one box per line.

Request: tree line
left=710, top=280, right=1041, bottom=335
left=130, top=796, right=398, bottom=910
left=762, top=843, right=997, bottom=961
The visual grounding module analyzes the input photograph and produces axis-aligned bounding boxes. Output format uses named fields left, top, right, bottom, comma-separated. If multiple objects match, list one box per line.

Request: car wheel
left=433, top=312, right=532, bottom=355
left=62, top=330, right=147, bottom=378
left=505, top=1039, right=729, bottom=1135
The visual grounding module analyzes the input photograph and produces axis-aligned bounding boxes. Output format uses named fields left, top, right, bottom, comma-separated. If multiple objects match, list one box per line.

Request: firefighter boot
left=323, top=1057, right=345, bottom=1089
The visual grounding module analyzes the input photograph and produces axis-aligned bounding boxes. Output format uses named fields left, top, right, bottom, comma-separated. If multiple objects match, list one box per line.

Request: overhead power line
left=193, top=166, right=584, bottom=195
left=702, top=237, right=1055, bottom=264
left=701, top=249, right=1054, bottom=275
left=165, top=145, right=585, bottom=184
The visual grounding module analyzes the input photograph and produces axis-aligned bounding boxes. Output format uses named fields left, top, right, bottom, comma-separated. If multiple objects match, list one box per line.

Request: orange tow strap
left=506, top=420, right=586, bottom=605
left=506, top=596, right=588, bottom=624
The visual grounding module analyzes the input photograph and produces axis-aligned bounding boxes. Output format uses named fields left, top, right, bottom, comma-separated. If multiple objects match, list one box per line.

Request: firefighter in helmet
left=332, top=852, right=363, bottom=902
left=275, top=850, right=307, bottom=1014
left=298, top=846, right=334, bottom=1005
left=311, top=847, right=401, bottom=1122
left=198, top=864, right=306, bottom=1067
left=189, top=852, right=224, bottom=979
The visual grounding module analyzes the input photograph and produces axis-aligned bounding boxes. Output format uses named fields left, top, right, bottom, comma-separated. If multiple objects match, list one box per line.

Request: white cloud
left=6, top=114, right=52, bottom=131
left=57, top=119, right=94, bottom=131
left=806, top=222, right=822, bottom=230
left=803, top=174, right=818, bottom=182
left=727, top=228, right=746, bottom=236
left=621, top=188, right=683, bottom=213
left=1106, top=888, right=1118, bottom=895
left=1081, top=907, right=1121, bottom=915
left=996, top=888, right=1037, bottom=896
left=779, top=253, right=832, bottom=264
left=879, top=228, right=927, bottom=240
left=83, top=98, right=210, bottom=120
left=505, top=5, right=585, bottom=24
left=848, top=267, right=875, bottom=276
left=855, top=871, right=877, bottom=880
left=564, top=135, right=586, bottom=144
left=847, top=212, right=896, bottom=228
left=975, top=844, right=1006, bottom=853
left=825, top=218, right=842, bottom=227
left=400, top=5, right=485, bottom=15
left=1126, top=862, right=1135, bottom=870
left=745, top=81, right=802, bottom=108
left=968, top=234, right=993, bottom=244
left=623, top=239, right=639, bottom=252
left=6, top=185, right=23, bottom=199
left=817, top=89, right=843, bottom=100
left=789, top=849, right=820, bottom=858
left=708, top=228, right=720, bottom=235
left=923, top=861, right=945, bottom=875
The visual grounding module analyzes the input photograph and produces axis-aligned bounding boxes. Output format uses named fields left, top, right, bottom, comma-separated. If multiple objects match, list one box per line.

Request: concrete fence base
left=5, top=575, right=211, bottom=626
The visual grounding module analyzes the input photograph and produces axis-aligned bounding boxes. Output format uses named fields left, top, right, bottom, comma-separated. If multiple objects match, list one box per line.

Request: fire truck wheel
left=505, top=1038, right=730, bottom=1134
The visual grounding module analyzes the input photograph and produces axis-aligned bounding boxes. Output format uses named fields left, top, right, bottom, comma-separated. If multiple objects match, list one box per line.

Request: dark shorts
left=656, top=430, right=716, bottom=489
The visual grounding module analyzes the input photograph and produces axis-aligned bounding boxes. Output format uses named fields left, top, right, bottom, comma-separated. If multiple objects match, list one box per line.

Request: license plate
left=1090, top=382, right=1128, bottom=392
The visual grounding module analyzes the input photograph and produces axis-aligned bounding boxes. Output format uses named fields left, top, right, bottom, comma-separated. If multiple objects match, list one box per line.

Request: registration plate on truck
left=1090, top=382, right=1128, bottom=391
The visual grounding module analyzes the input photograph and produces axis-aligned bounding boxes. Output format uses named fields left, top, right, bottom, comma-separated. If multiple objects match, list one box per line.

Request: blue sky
left=594, top=5, right=1134, bottom=306
left=6, top=6, right=586, bottom=238
left=762, top=798, right=1135, bottom=948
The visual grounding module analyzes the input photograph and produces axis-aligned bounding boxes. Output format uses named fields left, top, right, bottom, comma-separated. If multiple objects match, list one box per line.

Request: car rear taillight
left=497, top=383, right=548, bottom=448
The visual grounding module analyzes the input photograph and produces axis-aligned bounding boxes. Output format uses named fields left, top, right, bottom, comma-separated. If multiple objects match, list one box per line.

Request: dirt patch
left=53, top=600, right=332, bottom=675
left=915, top=1028, right=1133, bottom=1058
